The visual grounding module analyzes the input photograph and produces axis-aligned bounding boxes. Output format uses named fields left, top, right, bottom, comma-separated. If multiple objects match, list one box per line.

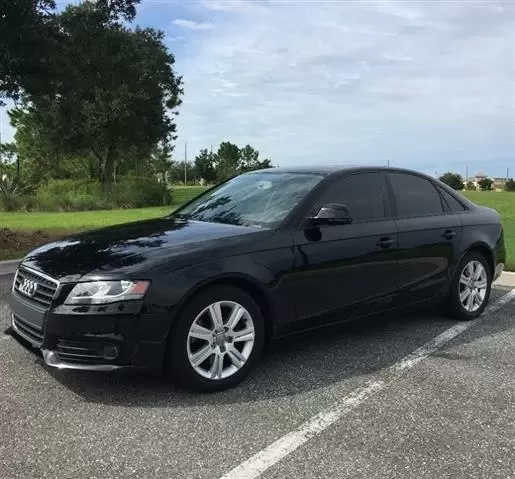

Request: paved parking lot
left=1, top=274, right=514, bottom=479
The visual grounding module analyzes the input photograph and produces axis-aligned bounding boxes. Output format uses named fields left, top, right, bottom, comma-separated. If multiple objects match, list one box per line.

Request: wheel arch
left=167, top=273, right=276, bottom=348
left=460, top=242, right=495, bottom=277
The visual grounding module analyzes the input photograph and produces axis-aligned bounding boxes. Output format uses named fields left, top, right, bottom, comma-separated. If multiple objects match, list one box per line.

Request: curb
left=495, top=271, right=515, bottom=288
left=0, top=259, right=21, bottom=276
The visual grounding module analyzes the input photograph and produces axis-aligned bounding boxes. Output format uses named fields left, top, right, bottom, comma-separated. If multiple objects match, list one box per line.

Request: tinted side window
left=389, top=173, right=443, bottom=217
left=315, top=173, right=386, bottom=222
left=438, top=187, right=466, bottom=212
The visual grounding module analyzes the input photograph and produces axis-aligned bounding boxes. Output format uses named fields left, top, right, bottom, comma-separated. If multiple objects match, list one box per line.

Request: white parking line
left=396, top=289, right=515, bottom=372
left=219, top=289, right=515, bottom=479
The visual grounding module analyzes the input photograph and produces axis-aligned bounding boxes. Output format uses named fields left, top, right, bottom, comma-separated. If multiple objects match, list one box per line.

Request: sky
left=1, top=0, right=514, bottom=178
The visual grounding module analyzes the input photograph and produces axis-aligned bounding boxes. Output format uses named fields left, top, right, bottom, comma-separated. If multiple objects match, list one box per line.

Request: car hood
left=21, top=217, right=268, bottom=281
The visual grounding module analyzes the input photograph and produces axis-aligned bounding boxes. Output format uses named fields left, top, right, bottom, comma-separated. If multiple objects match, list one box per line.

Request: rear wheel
left=166, top=285, right=265, bottom=392
left=447, top=252, right=491, bottom=320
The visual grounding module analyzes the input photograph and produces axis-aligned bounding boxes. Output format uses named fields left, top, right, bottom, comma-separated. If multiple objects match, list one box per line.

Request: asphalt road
left=1, top=274, right=514, bottom=479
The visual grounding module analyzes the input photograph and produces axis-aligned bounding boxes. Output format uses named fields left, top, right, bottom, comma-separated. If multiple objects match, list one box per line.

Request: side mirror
left=304, top=203, right=353, bottom=228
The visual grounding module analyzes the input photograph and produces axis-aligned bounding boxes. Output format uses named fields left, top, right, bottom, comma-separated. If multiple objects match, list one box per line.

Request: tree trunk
left=161, top=172, right=167, bottom=205
left=99, top=145, right=116, bottom=194
left=101, top=158, right=115, bottom=194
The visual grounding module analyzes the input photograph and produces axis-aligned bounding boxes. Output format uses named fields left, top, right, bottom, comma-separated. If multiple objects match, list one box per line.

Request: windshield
left=173, top=172, right=323, bottom=228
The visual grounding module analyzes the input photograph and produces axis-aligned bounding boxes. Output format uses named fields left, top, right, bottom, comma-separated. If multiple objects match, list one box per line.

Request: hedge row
left=1, top=177, right=171, bottom=212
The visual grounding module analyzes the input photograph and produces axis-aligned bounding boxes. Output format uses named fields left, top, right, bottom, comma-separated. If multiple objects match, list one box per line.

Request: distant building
left=492, top=177, right=509, bottom=191
left=468, top=172, right=509, bottom=191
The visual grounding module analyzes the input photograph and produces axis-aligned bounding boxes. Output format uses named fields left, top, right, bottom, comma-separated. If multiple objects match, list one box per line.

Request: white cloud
left=2, top=1, right=513, bottom=177
left=172, top=18, right=214, bottom=30
left=174, top=0, right=515, bottom=175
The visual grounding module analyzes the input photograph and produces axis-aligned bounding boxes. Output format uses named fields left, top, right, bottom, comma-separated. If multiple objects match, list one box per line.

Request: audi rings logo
left=19, top=278, right=38, bottom=298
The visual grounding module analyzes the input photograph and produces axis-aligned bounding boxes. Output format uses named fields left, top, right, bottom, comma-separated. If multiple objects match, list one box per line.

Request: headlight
left=65, top=280, right=150, bottom=305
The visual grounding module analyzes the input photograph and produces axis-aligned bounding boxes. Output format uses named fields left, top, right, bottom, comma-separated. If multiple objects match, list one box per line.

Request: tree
left=167, top=160, right=197, bottom=184
left=0, top=142, right=17, bottom=165
left=0, top=143, right=17, bottom=180
left=465, top=181, right=476, bottom=191
left=8, top=106, right=100, bottom=184
left=210, top=142, right=273, bottom=181
left=4, top=1, right=182, bottom=193
left=215, top=142, right=240, bottom=181
left=239, top=145, right=273, bottom=173
left=438, top=172, right=464, bottom=191
left=504, top=178, right=515, bottom=192
left=0, top=0, right=57, bottom=102
left=150, top=142, right=175, bottom=184
left=477, top=178, right=493, bottom=191
left=194, top=149, right=217, bottom=184
left=0, top=0, right=141, bottom=102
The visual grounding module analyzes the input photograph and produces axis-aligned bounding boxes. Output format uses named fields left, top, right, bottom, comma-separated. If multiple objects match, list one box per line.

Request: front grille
left=14, top=267, right=59, bottom=310
left=55, top=340, right=118, bottom=364
left=12, top=314, right=44, bottom=346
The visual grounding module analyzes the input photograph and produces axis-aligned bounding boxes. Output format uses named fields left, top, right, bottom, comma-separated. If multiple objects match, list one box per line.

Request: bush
left=34, top=177, right=170, bottom=211
left=505, top=178, right=515, bottom=192
left=36, top=180, right=107, bottom=211
left=0, top=177, right=33, bottom=211
left=112, top=177, right=171, bottom=208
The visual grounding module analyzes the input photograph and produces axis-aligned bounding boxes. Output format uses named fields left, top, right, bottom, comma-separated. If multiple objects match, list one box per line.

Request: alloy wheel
left=186, top=300, right=255, bottom=380
left=459, top=260, right=488, bottom=312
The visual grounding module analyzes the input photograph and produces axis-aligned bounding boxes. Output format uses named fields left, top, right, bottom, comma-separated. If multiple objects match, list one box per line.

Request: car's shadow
left=42, top=304, right=466, bottom=407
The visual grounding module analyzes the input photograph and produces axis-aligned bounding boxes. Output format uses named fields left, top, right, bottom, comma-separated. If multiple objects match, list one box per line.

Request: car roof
left=246, top=165, right=475, bottom=209
left=250, top=165, right=432, bottom=177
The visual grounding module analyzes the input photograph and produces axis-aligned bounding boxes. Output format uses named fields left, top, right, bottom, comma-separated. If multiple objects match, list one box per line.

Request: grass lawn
left=0, top=185, right=207, bottom=231
left=0, top=186, right=208, bottom=260
left=1, top=186, right=514, bottom=270
left=0, top=206, right=172, bottom=231
left=462, top=191, right=515, bottom=271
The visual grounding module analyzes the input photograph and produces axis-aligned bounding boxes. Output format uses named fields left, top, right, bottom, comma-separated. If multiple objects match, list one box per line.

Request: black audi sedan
left=8, top=166, right=505, bottom=391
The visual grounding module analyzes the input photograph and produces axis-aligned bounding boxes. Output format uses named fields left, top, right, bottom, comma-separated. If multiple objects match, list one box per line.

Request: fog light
left=103, top=344, right=119, bottom=360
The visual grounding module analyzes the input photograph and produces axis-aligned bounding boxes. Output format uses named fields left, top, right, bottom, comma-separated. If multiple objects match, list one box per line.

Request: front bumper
left=42, top=349, right=122, bottom=371
left=9, top=290, right=169, bottom=372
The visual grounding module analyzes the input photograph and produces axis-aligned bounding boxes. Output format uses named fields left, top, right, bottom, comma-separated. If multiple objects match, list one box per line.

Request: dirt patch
left=0, top=228, right=74, bottom=260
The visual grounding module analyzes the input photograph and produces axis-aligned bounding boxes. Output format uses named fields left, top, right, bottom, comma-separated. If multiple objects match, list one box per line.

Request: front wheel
left=166, top=285, right=265, bottom=392
left=447, top=252, right=492, bottom=321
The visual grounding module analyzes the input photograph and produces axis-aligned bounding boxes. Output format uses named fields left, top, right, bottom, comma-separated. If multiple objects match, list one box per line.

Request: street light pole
left=184, top=142, right=187, bottom=184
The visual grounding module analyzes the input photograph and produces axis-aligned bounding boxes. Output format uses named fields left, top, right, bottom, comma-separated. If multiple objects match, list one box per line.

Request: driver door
left=289, top=171, right=400, bottom=329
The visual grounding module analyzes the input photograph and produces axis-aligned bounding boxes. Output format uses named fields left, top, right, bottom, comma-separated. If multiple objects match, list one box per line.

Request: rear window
left=389, top=172, right=443, bottom=217
left=439, top=187, right=466, bottom=212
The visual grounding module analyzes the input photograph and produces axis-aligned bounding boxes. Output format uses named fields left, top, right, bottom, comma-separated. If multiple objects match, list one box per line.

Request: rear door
left=387, top=172, right=463, bottom=303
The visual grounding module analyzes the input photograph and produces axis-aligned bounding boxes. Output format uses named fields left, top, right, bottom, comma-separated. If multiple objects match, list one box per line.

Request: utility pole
left=184, top=142, right=187, bottom=184
left=465, top=166, right=468, bottom=181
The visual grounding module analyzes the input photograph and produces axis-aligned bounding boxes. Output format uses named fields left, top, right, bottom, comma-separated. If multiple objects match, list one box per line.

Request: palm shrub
left=0, top=176, right=31, bottom=211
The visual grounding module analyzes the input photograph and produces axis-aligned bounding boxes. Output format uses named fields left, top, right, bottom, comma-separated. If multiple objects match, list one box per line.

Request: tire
left=447, top=251, right=492, bottom=321
left=166, top=285, right=265, bottom=392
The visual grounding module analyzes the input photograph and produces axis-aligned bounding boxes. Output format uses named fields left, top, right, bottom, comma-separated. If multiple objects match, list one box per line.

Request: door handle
left=443, top=230, right=456, bottom=240
left=376, top=237, right=394, bottom=248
